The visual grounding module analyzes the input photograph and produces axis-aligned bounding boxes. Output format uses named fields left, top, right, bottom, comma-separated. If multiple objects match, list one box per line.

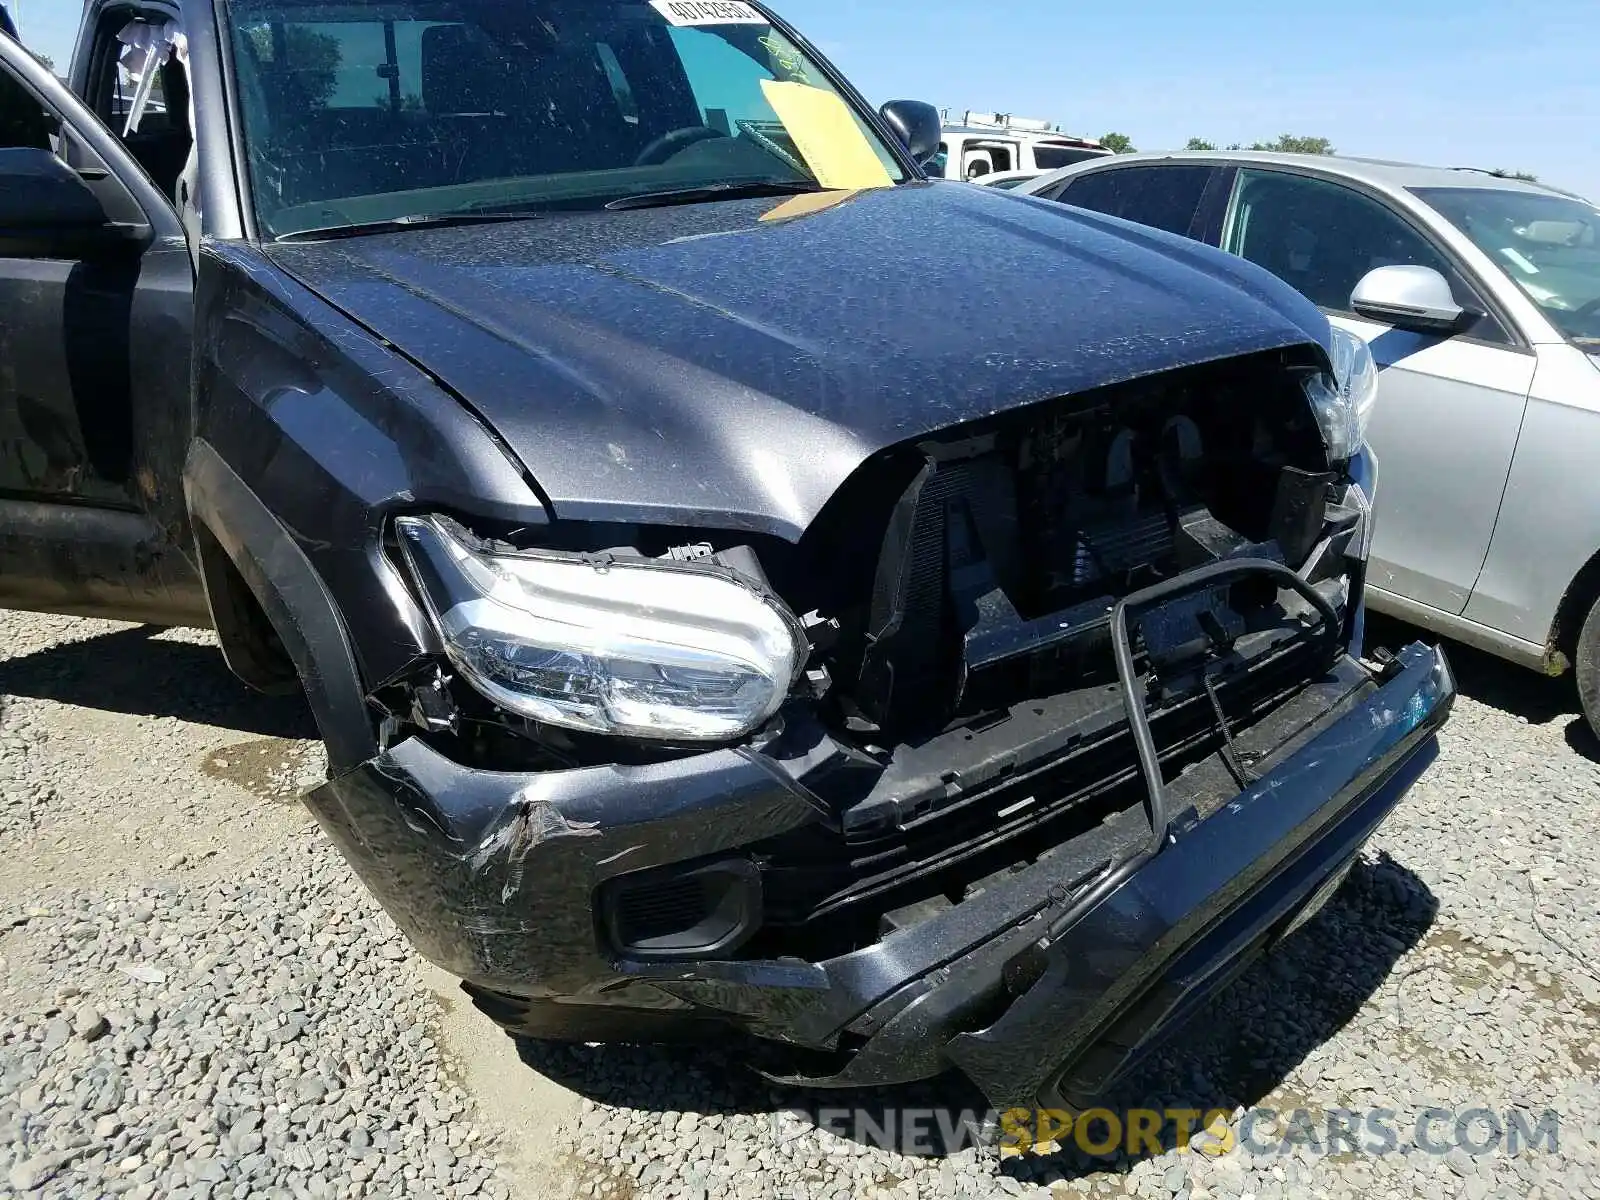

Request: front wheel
left=1573, top=594, right=1600, bottom=740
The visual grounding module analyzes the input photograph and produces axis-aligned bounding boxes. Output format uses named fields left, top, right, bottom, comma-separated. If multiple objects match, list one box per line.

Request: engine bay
left=781, top=348, right=1347, bottom=744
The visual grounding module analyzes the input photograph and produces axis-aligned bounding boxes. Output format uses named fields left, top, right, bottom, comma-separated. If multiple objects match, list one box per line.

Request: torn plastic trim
left=469, top=795, right=601, bottom=902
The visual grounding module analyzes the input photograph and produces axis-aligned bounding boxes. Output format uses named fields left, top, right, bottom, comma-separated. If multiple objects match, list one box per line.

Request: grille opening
left=739, top=633, right=1359, bottom=964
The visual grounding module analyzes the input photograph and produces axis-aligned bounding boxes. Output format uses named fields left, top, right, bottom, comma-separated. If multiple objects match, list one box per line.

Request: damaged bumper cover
left=306, top=640, right=1452, bottom=1110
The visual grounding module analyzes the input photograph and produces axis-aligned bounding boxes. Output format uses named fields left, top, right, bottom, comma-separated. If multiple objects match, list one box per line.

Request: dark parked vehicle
left=0, top=0, right=1451, bottom=1113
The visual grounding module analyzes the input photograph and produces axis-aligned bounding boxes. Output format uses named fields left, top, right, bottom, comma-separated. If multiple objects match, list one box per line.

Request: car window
left=109, top=44, right=184, bottom=134
left=1225, top=169, right=1477, bottom=317
left=225, top=0, right=906, bottom=238
left=79, top=16, right=195, bottom=204
left=0, top=52, right=57, bottom=150
left=1054, top=165, right=1215, bottom=238
left=1031, top=145, right=1106, bottom=171
left=959, top=140, right=1014, bottom=179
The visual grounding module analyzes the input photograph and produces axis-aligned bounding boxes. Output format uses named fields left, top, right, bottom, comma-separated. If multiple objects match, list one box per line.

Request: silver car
left=1019, top=152, right=1600, bottom=730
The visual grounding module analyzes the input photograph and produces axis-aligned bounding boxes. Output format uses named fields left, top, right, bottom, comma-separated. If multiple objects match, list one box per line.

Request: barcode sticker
left=649, top=1, right=766, bottom=26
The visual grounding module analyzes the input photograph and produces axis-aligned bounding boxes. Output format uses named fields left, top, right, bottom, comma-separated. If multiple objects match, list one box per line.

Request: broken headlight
left=1302, top=326, right=1379, bottom=463
left=395, top=516, right=804, bottom=741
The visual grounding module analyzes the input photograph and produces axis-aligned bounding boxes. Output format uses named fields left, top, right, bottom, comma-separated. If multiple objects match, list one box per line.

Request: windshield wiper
left=274, top=211, right=546, bottom=243
left=604, top=180, right=823, bottom=212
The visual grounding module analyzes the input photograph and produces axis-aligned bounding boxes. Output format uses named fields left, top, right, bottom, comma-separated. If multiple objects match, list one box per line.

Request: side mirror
left=878, top=100, right=942, bottom=167
left=0, top=146, right=141, bottom=258
left=1350, top=265, right=1467, bottom=334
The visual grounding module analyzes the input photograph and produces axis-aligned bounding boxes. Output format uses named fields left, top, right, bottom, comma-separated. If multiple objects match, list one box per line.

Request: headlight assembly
left=1302, top=326, right=1379, bottom=463
left=395, top=516, right=805, bottom=741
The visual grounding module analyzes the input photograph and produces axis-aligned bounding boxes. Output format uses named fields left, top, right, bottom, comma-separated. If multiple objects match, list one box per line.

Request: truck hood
left=269, top=182, right=1328, bottom=541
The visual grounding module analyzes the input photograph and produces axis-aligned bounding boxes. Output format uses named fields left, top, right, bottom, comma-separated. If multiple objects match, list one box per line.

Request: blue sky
left=13, top=0, right=1598, bottom=201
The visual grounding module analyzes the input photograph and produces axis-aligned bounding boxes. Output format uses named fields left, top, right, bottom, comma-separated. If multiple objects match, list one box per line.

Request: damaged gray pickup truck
left=0, top=0, right=1452, bottom=1113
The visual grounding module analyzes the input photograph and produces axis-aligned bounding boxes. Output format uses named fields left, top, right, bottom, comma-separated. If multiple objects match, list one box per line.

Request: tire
left=1573, top=594, right=1600, bottom=741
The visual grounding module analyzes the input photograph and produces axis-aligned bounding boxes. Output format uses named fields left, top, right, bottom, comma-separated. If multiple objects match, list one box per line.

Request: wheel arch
left=1550, top=544, right=1600, bottom=670
left=184, top=438, right=378, bottom=773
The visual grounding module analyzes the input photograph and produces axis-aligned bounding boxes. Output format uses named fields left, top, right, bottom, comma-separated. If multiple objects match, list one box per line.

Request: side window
left=0, top=50, right=147, bottom=234
left=1056, top=165, right=1216, bottom=238
left=0, top=57, right=58, bottom=150
left=961, top=141, right=1014, bottom=179
left=1032, top=145, right=1108, bottom=172
left=84, top=17, right=193, bottom=203
left=1226, top=169, right=1470, bottom=315
left=112, top=55, right=177, bottom=131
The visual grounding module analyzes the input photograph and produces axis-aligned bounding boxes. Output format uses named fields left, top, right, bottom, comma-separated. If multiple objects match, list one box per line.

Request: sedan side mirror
left=879, top=100, right=942, bottom=167
left=0, top=146, right=143, bottom=259
left=1350, top=265, right=1467, bottom=334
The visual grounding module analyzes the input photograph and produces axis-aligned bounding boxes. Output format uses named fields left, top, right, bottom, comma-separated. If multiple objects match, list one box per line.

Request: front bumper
left=307, top=640, right=1451, bottom=1110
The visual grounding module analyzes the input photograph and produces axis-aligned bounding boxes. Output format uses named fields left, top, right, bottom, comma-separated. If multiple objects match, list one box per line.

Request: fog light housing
left=600, top=859, right=762, bottom=960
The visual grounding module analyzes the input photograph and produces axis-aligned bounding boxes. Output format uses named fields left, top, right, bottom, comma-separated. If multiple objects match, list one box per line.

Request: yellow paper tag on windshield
left=759, top=79, right=894, bottom=192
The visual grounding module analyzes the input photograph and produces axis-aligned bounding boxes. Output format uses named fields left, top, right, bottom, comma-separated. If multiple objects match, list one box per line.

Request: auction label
left=650, top=0, right=766, bottom=25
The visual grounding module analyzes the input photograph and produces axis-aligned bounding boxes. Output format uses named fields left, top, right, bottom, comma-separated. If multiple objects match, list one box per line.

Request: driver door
left=0, top=31, right=205, bottom=624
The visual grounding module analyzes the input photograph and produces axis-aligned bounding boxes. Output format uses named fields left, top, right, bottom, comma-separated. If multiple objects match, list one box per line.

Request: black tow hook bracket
left=1111, top=558, right=1342, bottom=852
left=1370, top=645, right=1406, bottom=683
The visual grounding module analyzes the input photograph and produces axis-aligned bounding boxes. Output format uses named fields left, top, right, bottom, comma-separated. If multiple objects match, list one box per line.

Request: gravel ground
left=0, top=616, right=544, bottom=1200
left=5, top=609, right=1600, bottom=1199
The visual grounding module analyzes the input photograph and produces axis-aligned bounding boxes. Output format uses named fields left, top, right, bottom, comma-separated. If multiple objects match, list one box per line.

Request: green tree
left=1184, top=137, right=1217, bottom=151
left=32, top=52, right=55, bottom=72
left=1249, top=134, right=1336, bottom=155
left=1489, top=168, right=1539, bottom=181
left=1099, top=132, right=1136, bottom=154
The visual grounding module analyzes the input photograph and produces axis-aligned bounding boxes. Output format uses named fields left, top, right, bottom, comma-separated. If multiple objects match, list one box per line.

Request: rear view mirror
left=0, top=146, right=142, bottom=258
left=1350, top=265, right=1466, bottom=334
left=879, top=100, right=941, bottom=166
left=1522, top=219, right=1592, bottom=247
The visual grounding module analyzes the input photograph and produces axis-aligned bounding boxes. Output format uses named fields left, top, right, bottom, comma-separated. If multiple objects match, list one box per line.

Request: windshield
left=224, top=0, right=906, bottom=237
left=1414, top=186, right=1600, bottom=347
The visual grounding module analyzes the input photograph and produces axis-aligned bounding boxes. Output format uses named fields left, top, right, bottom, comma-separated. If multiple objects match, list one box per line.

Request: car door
left=0, top=26, right=203, bottom=624
left=1218, top=167, right=1534, bottom=616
